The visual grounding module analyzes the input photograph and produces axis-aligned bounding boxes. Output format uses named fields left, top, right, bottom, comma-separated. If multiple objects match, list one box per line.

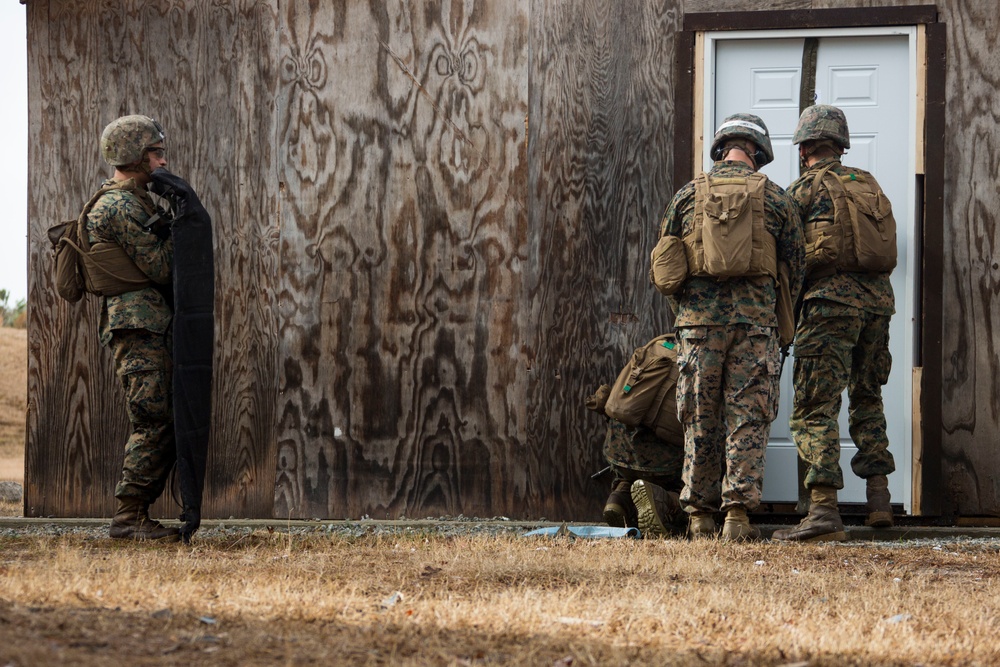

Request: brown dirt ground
left=0, top=326, right=26, bottom=482
left=0, top=532, right=998, bottom=666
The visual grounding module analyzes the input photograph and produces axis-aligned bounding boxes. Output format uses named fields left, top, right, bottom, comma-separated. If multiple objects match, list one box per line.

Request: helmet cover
left=710, top=113, right=774, bottom=167
left=100, top=115, right=165, bottom=167
left=793, top=104, right=851, bottom=149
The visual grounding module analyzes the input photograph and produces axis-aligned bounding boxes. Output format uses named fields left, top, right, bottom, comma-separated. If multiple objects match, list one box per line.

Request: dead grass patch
left=0, top=531, right=998, bottom=665
left=0, top=326, right=26, bottom=463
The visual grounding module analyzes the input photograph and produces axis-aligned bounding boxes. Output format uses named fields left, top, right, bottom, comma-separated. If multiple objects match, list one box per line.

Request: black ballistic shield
left=150, top=168, right=214, bottom=543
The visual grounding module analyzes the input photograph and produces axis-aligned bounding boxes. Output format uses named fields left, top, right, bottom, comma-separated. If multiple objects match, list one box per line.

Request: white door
left=708, top=30, right=916, bottom=508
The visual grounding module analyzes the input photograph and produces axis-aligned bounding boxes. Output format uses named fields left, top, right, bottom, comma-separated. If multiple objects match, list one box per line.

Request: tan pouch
left=649, top=235, right=688, bottom=296
left=80, top=243, right=153, bottom=296
left=702, top=188, right=753, bottom=276
left=605, top=335, right=680, bottom=430
left=48, top=220, right=85, bottom=303
left=846, top=176, right=897, bottom=272
left=803, top=221, right=841, bottom=274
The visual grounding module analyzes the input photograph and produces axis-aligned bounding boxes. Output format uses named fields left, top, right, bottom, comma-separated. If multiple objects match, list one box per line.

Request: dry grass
left=0, top=531, right=997, bottom=665
left=0, top=326, right=26, bottom=468
left=1, top=320, right=997, bottom=664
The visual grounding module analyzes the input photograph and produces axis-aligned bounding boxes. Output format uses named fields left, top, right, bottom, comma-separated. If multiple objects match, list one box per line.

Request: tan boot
left=721, top=506, right=760, bottom=541
left=109, top=498, right=180, bottom=542
left=631, top=480, right=682, bottom=539
left=772, top=486, right=847, bottom=542
left=688, top=511, right=717, bottom=540
left=603, top=479, right=637, bottom=528
left=865, top=474, right=894, bottom=528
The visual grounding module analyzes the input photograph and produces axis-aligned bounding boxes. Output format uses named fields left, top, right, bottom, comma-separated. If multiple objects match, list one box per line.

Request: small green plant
left=0, top=289, right=26, bottom=328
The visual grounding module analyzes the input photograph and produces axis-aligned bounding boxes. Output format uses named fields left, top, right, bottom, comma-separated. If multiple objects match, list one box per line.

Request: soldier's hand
left=148, top=168, right=209, bottom=223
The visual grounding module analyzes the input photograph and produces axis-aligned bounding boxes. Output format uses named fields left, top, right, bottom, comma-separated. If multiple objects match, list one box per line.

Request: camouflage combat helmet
left=100, top=114, right=165, bottom=167
left=710, top=113, right=774, bottom=167
left=793, top=104, right=851, bottom=149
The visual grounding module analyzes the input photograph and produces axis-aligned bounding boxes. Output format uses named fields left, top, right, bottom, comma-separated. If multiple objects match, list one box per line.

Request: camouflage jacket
left=659, top=161, right=805, bottom=327
left=786, top=157, right=895, bottom=315
left=85, top=178, right=173, bottom=345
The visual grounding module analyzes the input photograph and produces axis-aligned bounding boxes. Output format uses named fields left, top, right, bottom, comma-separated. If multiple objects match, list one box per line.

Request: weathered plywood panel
left=525, top=0, right=680, bottom=519
left=168, top=1, right=282, bottom=520
left=273, top=1, right=532, bottom=519
left=937, top=1, right=1000, bottom=516
left=26, top=0, right=281, bottom=518
left=26, top=1, right=136, bottom=518
left=27, top=0, right=1000, bottom=520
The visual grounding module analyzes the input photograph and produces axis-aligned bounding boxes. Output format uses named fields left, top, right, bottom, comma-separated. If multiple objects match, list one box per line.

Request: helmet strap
left=801, top=139, right=843, bottom=162
left=718, top=140, right=761, bottom=170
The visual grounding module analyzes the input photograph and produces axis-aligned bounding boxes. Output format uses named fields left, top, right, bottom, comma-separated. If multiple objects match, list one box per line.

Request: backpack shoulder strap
left=75, top=181, right=131, bottom=252
left=690, top=173, right=711, bottom=240
left=806, top=163, right=837, bottom=210
left=747, top=171, right=768, bottom=191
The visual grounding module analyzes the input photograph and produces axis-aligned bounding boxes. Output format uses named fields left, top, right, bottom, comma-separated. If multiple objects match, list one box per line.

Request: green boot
left=109, top=498, right=180, bottom=542
left=865, top=474, right=894, bottom=528
left=631, top=480, right=682, bottom=539
left=772, top=485, right=847, bottom=543
left=688, top=511, right=717, bottom=540
left=721, top=506, right=760, bottom=541
left=603, top=479, right=637, bottom=528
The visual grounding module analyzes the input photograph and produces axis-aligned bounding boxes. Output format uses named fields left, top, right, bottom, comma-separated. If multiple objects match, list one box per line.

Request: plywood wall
left=25, top=0, right=1000, bottom=519
left=26, top=0, right=675, bottom=520
left=932, top=0, right=1000, bottom=516
left=26, top=0, right=282, bottom=519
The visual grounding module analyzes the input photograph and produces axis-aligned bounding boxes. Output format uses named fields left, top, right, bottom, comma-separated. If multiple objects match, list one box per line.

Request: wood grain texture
left=936, top=1, right=1000, bottom=516
left=526, top=0, right=679, bottom=519
left=25, top=0, right=281, bottom=519
left=273, top=1, right=532, bottom=519
left=24, top=0, right=1000, bottom=520
left=161, top=0, right=282, bottom=521
left=25, top=0, right=133, bottom=518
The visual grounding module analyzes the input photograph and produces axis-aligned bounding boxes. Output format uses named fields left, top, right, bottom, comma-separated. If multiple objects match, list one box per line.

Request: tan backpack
left=685, top=172, right=777, bottom=280
left=806, top=164, right=897, bottom=274
left=48, top=182, right=155, bottom=302
left=604, top=334, right=683, bottom=444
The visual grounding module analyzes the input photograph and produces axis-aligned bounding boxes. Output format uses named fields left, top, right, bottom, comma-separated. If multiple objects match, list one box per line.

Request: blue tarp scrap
left=523, top=524, right=640, bottom=539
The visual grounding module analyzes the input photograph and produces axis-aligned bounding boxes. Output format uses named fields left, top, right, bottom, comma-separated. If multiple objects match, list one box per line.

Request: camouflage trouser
left=109, top=328, right=176, bottom=503
left=790, top=299, right=895, bottom=489
left=603, top=421, right=683, bottom=492
left=676, top=324, right=780, bottom=513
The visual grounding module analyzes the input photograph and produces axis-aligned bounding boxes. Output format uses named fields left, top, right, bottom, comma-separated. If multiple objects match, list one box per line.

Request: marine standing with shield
left=87, top=115, right=178, bottom=541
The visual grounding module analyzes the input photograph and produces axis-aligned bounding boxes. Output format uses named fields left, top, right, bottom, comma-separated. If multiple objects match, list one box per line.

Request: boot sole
left=631, top=482, right=669, bottom=539
left=865, top=512, right=894, bottom=528
left=109, top=524, right=182, bottom=542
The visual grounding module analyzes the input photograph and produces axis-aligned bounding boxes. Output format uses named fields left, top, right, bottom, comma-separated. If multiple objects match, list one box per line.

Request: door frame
left=673, top=6, right=946, bottom=515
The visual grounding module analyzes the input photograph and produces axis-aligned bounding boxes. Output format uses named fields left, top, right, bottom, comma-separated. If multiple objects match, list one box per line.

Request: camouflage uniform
left=786, top=157, right=895, bottom=490
left=661, top=161, right=804, bottom=514
left=603, top=420, right=683, bottom=492
left=86, top=180, right=175, bottom=503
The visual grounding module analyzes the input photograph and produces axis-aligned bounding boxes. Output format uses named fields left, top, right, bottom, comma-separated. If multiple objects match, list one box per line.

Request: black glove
left=148, top=168, right=209, bottom=224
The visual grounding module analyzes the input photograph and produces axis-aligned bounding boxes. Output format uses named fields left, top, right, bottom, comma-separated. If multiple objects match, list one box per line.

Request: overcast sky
left=0, top=2, right=27, bottom=305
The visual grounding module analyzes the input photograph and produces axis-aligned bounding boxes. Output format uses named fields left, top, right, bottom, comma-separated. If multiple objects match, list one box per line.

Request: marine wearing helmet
left=792, top=104, right=850, bottom=163
left=710, top=112, right=774, bottom=169
left=100, top=114, right=166, bottom=169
